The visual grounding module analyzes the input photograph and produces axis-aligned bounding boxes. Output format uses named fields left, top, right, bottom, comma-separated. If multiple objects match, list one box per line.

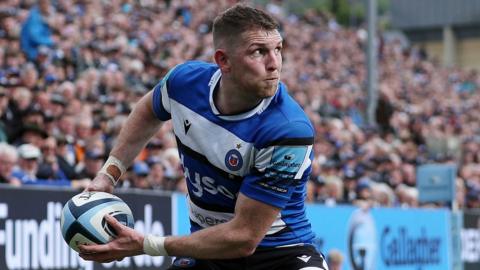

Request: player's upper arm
left=137, top=90, right=159, bottom=119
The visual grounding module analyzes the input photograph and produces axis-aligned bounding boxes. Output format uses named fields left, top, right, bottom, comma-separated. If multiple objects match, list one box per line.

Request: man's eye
left=253, top=49, right=263, bottom=56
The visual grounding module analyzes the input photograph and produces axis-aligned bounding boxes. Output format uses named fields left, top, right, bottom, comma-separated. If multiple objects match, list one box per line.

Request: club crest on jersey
left=225, top=149, right=243, bottom=171
left=173, top=257, right=196, bottom=267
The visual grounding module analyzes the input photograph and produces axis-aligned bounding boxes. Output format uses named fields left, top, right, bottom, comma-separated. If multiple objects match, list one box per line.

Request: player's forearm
left=110, top=92, right=162, bottom=167
left=144, top=194, right=279, bottom=259
left=163, top=222, right=259, bottom=259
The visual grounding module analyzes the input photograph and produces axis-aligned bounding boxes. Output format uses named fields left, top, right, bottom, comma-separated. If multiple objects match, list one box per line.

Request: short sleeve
left=152, top=67, right=176, bottom=121
left=240, top=121, right=314, bottom=209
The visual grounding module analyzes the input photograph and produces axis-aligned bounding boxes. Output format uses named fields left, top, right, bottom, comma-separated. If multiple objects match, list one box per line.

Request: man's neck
left=214, top=79, right=262, bottom=115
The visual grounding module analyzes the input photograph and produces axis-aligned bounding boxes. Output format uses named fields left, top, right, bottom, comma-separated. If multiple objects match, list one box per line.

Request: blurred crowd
left=0, top=0, right=479, bottom=209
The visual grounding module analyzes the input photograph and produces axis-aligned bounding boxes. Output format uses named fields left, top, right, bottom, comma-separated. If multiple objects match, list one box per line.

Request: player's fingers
left=78, top=243, right=110, bottom=254
left=79, top=252, right=114, bottom=262
left=78, top=244, right=93, bottom=253
left=104, top=214, right=124, bottom=233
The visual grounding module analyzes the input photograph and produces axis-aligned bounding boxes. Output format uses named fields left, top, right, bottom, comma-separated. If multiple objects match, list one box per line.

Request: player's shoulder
left=174, top=60, right=217, bottom=71
left=168, top=60, right=218, bottom=84
left=255, top=83, right=314, bottom=147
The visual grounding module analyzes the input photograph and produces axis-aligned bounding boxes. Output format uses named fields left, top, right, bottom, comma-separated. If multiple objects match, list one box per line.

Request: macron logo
left=297, top=255, right=311, bottom=263
left=184, top=119, right=192, bottom=134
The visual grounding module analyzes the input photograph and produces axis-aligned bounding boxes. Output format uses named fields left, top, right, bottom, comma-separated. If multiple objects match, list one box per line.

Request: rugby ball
left=60, top=191, right=134, bottom=252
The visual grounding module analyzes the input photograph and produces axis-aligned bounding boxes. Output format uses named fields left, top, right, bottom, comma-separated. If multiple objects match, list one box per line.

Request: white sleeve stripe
left=294, top=145, right=312, bottom=179
left=160, top=82, right=171, bottom=113
left=266, top=215, right=286, bottom=235
left=254, top=146, right=275, bottom=171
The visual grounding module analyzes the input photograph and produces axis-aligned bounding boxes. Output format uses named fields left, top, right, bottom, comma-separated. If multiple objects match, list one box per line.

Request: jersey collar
left=208, top=69, right=275, bottom=121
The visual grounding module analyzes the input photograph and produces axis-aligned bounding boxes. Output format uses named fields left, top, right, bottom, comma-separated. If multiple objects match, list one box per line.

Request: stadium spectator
left=15, top=123, right=47, bottom=147
left=353, top=178, right=374, bottom=207
left=20, top=0, right=55, bottom=62
left=75, top=149, right=106, bottom=180
left=306, top=161, right=326, bottom=202
left=36, top=136, right=69, bottom=180
left=327, top=249, right=344, bottom=270
left=161, top=146, right=184, bottom=184
left=0, top=142, right=21, bottom=186
left=466, top=188, right=480, bottom=209
left=12, top=143, right=42, bottom=183
left=81, top=4, right=328, bottom=269
left=323, top=177, right=344, bottom=206
left=0, top=87, right=8, bottom=142
left=54, top=134, right=77, bottom=180
left=394, top=184, right=419, bottom=208
left=148, top=161, right=168, bottom=190
left=129, top=161, right=152, bottom=189
left=342, top=171, right=359, bottom=203
left=371, top=182, right=395, bottom=207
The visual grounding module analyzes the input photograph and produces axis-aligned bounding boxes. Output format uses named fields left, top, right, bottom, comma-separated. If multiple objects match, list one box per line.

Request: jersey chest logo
left=224, top=149, right=243, bottom=171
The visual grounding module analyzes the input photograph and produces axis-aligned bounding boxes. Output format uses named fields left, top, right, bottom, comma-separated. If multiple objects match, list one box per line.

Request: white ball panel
left=71, top=192, right=120, bottom=207
left=69, top=233, right=97, bottom=252
left=82, top=202, right=130, bottom=242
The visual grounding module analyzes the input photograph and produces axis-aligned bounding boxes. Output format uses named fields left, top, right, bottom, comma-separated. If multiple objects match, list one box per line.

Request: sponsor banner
left=307, top=205, right=452, bottom=270
left=0, top=185, right=172, bottom=270
left=173, top=193, right=190, bottom=236
left=462, top=210, right=480, bottom=270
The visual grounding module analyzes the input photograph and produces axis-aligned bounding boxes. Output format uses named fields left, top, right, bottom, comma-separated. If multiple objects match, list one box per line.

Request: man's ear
left=214, top=49, right=231, bottom=73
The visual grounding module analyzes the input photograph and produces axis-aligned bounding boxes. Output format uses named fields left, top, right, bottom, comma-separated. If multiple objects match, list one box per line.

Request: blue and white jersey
left=152, top=61, right=315, bottom=247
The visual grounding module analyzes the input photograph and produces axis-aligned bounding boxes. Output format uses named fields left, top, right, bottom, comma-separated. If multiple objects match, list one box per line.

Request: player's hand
left=78, top=215, right=145, bottom=263
left=84, top=174, right=114, bottom=193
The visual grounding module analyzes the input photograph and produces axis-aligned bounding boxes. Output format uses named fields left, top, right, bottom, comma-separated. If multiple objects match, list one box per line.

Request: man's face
left=20, top=158, right=39, bottom=173
left=39, top=0, right=51, bottom=15
left=228, top=29, right=283, bottom=99
left=0, top=155, right=16, bottom=177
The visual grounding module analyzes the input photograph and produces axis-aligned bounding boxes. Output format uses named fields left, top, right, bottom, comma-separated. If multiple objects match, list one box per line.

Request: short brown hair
left=212, top=4, right=279, bottom=49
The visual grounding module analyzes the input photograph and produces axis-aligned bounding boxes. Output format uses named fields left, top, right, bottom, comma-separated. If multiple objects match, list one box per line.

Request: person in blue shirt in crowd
left=80, top=4, right=328, bottom=270
left=11, top=143, right=43, bottom=183
left=20, top=0, right=55, bottom=61
left=13, top=143, right=87, bottom=188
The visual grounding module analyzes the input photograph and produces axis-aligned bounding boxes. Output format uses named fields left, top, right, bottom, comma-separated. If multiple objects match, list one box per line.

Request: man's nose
left=266, top=50, right=281, bottom=71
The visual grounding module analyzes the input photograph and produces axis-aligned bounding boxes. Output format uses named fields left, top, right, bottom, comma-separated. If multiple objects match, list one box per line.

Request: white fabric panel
left=170, top=99, right=254, bottom=176
left=254, top=146, right=275, bottom=171
left=188, top=197, right=286, bottom=234
left=294, top=145, right=313, bottom=179
left=188, top=198, right=234, bottom=228
left=160, top=82, right=171, bottom=113
left=266, top=213, right=286, bottom=235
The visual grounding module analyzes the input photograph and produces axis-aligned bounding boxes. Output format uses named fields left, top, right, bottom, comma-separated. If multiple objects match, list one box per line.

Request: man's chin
left=267, top=83, right=279, bottom=96
left=260, top=88, right=277, bottom=98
